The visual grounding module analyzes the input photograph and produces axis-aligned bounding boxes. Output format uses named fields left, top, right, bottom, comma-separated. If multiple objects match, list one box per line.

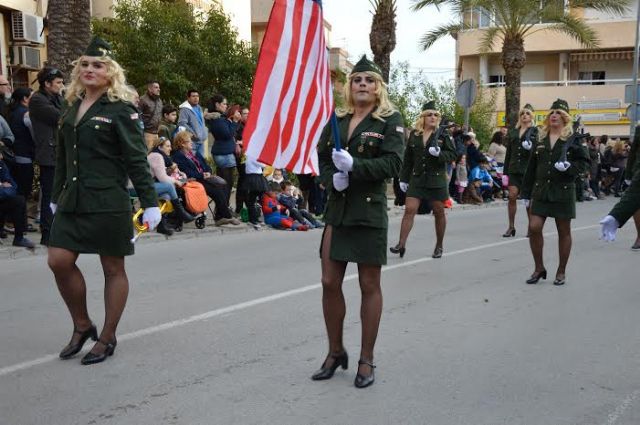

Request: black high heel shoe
left=59, top=324, right=98, bottom=359
left=553, top=274, right=566, bottom=286
left=81, top=338, right=117, bottom=365
left=389, top=244, right=406, bottom=258
left=526, top=269, right=547, bottom=284
left=311, top=351, right=348, bottom=380
left=432, top=247, right=443, bottom=259
left=502, top=228, right=516, bottom=238
left=354, top=359, right=376, bottom=388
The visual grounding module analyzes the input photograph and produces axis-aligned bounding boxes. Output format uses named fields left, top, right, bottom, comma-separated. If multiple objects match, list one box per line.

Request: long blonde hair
left=336, top=71, right=396, bottom=121
left=515, top=107, right=535, bottom=130
left=539, top=110, right=573, bottom=140
left=65, top=54, right=137, bottom=105
left=413, top=110, right=442, bottom=135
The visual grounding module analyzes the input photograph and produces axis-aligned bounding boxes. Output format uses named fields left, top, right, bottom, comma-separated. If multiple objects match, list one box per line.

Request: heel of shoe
left=90, top=327, right=98, bottom=342
left=340, top=354, right=348, bottom=370
left=390, top=245, right=406, bottom=258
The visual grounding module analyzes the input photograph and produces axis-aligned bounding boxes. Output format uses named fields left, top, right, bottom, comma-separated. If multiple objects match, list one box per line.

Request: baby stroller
left=166, top=181, right=208, bottom=231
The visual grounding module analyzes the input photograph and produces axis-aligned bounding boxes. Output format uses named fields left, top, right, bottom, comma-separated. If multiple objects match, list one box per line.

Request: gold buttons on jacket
left=366, top=197, right=371, bottom=202
left=72, top=177, right=77, bottom=181
left=95, top=125, right=100, bottom=130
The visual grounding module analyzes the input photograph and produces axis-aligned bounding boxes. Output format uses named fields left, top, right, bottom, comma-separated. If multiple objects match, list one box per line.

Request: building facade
left=457, top=3, right=640, bottom=136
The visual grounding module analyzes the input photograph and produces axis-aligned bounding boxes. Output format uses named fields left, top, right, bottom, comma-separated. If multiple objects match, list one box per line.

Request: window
left=489, top=75, right=506, bottom=86
left=578, top=71, right=606, bottom=85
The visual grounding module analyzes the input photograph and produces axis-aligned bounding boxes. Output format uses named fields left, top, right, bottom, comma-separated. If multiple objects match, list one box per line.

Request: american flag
left=243, top=0, right=333, bottom=175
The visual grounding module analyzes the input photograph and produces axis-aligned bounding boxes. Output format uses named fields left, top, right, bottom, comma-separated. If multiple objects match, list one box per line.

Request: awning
left=570, top=51, right=635, bottom=62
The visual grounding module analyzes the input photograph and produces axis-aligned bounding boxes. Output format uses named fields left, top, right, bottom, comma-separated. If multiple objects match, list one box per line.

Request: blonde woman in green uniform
left=48, top=37, right=160, bottom=365
left=502, top=103, right=537, bottom=237
left=521, top=99, right=589, bottom=286
left=390, top=101, right=456, bottom=259
left=312, top=56, right=404, bottom=388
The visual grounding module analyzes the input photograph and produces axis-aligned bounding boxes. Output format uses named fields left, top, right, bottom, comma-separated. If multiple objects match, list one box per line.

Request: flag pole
left=330, top=110, right=342, bottom=150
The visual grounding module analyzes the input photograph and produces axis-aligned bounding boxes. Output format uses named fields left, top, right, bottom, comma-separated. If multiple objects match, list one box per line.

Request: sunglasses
left=425, top=112, right=440, bottom=117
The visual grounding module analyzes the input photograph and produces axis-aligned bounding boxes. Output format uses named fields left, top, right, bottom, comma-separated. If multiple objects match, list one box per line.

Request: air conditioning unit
left=12, top=45, right=41, bottom=70
left=11, top=12, right=45, bottom=45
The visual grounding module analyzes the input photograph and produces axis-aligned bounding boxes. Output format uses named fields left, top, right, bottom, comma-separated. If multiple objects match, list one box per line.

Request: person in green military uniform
left=600, top=124, right=640, bottom=250
left=521, top=99, right=589, bottom=286
left=502, top=103, right=537, bottom=238
left=390, top=100, right=456, bottom=259
left=312, top=56, right=403, bottom=389
left=48, top=37, right=161, bottom=365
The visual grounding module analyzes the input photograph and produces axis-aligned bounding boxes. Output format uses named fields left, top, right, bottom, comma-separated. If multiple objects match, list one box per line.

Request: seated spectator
left=171, top=130, right=240, bottom=226
left=158, top=105, right=178, bottom=141
left=469, top=158, right=494, bottom=202
left=261, top=183, right=308, bottom=231
left=0, top=152, right=34, bottom=248
left=278, top=180, right=324, bottom=228
left=267, top=168, right=285, bottom=184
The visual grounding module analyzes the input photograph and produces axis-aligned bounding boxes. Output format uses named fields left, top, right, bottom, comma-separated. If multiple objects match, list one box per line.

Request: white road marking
left=0, top=224, right=599, bottom=378
left=604, top=390, right=640, bottom=425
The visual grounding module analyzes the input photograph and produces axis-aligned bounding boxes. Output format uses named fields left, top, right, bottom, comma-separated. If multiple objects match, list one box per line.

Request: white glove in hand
left=428, top=146, right=441, bottom=157
left=49, top=202, right=57, bottom=215
left=554, top=161, right=571, bottom=172
left=399, top=182, right=408, bottom=193
left=523, top=199, right=530, bottom=208
left=142, top=206, right=162, bottom=231
left=624, top=179, right=632, bottom=186
left=332, top=148, right=354, bottom=172
left=521, top=140, right=533, bottom=151
left=599, top=215, right=619, bottom=242
left=333, top=171, right=349, bottom=192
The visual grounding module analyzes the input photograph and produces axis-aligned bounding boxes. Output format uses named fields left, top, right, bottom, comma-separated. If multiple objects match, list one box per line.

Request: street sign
left=624, top=85, right=640, bottom=103
left=626, top=104, right=639, bottom=124
left=456, top=79, right=477, bottom=108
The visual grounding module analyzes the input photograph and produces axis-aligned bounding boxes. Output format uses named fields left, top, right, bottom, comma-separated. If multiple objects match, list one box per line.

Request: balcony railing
left=482, top=78, right=634, bottom=88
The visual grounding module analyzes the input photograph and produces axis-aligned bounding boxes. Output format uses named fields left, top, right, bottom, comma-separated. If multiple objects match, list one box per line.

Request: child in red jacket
left=261, top=186, right=308, bottom=231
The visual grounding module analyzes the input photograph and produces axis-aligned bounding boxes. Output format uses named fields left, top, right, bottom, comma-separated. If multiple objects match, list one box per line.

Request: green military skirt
left=319, top=225, right=387, bottom=266
left=530, top=199, right=576, bottom=220
left=406, top=178, right=449, bottom=202
left=49, top=211, right=135, bottom=256
left=506, top=173, right=524, bottom=190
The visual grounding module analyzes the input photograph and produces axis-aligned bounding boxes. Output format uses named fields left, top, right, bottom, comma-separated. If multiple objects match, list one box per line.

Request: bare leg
left=320, top=226, right=348, bottom=366
left=528, top=214, right=546, bottom=273
left=432, top=200, right=446, bottom=250
left=396, top=197, right=420, bottom=248
left=506, top=185, right=519, bottom=232
left=48, top=247, right=92, bottom=346
left=555, top=218, right=572, bottom=279
left=357, top=263, right=382, bottom=376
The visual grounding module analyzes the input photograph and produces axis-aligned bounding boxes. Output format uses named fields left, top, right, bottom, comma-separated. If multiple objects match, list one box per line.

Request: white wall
left=584, top=1, right=638, bottom=21
left=221, top=0, right=252, bottom=43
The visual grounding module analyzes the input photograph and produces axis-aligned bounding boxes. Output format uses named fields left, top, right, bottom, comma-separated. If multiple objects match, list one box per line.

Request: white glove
left=428, top=146, right=441, bottom=157
left=521, top=140, right=532, bottom=151
left=49, top=202, right=57, bottom=214
left=624, top=179, right=632, bottom=186
left=399, top=182, right=408, bottom=192
left=332, top=171, right=349, bottom=192
left=142, top=206, right=162, bottom=231
left=523, top=199, right=530, bottom=208
left=554, top=161, right=571, bottom=172
left=331, top=148, right=354, bottom=172
left=599, top=215, right=619, bottom=242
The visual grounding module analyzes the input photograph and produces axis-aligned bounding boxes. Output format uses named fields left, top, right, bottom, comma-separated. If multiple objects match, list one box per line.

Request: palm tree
left=46, top=0, right=92, bottom=77
left=411, top=0, right=631, bottom=130
left=369, top=0, right=397, bottom=83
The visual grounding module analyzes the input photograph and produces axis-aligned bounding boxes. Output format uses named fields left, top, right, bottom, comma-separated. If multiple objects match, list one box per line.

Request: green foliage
left=388, top=61, right=496, bottom=147
left=92, top=0, right=256, bottom=107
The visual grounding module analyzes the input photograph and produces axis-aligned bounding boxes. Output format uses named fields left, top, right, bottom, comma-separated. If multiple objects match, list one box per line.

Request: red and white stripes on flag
left=243, top=0, right=333, bottom=175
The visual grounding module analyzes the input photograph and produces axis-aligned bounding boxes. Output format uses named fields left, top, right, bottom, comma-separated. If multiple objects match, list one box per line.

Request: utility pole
left=630, top=0, right=640, bottom=137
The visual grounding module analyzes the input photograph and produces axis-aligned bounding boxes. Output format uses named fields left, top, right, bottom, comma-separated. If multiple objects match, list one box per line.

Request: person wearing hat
left=390, top=100, right=456, bottom=259
left=521, top=99, right=589, bottom=286
left=502, top=103, right=538, bottom=237
left=47, top=36, right=161, bottom=365
left=314, top=55, right=404, bottom=388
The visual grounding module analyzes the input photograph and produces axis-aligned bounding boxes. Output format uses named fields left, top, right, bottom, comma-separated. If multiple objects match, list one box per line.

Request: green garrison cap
left=422, top=100, right=437, bottom=111
left=351, top=55, right=383, bottom=77
left=522, top=103, right=535, bottom=112
left=84, top=36, right=112, bottom=58
left=550, top=98, right=570, bottom=114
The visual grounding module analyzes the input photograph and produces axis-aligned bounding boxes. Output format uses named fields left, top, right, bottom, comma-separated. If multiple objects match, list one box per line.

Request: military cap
left=422, top=100, right=437, bottom=111
left=550, top=98, right=570, bottom=114
left=351, top=55, right=383, bottom=77
left=84, top=36, right=113, bottom=58
left=522, top=103, right=535, bottom=112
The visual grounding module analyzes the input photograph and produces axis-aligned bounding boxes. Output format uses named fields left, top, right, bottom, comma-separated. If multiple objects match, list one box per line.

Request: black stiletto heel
left=526, top=269, right=547, bottom=284
left=81, top=338, right=117, bottom=365
left=311, top=351, right=348, bottom=380
left=389, top=244, right=406, bottom=258
left=502, top=228, right=516, bottom=237
left=59, top=324, right=98, bottom=359
left=354, top=359, right=376, bottom=388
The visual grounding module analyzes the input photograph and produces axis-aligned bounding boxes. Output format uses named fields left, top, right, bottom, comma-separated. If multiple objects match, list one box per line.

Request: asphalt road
left=0, top=198, right=638, bottom=425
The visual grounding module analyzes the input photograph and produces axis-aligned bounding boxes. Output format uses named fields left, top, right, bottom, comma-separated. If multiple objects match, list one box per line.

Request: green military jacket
left=521, top=133, right=589, bottom=202
left=52, top=94, right=157, bottom=213
left=399, top=129, right=456, bottom=188
left=504, top=126, right=538, bottom=176
left=610, top=125, right=640, bottom=226
left=318, top=110, right=404, bottom=229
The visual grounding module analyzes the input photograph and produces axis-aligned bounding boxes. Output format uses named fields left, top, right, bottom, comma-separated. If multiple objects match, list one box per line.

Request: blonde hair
left=612, top=138, right=626, bottom=155
left=539, top=110, right=573, bottom=140
left=172, top=130, right=194, bottom=151
left=413, top=110, right=442, bottom=135
left=65, top=55, right=137, bottom=105
left=515, top=107, right=535, bottom=130
left=153, top=137, right=171, bottom=150
left=336, top=71, right=396, bottom=121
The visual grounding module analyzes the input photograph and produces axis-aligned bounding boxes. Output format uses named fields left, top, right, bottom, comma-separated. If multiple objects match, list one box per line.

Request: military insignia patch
left=130, top=113, right=139, bottom=120
left=396, top=126, right=404, bottom=133
left=91, top=116, right=112, bottom=124
left=361, top=132, right=384, bottom=139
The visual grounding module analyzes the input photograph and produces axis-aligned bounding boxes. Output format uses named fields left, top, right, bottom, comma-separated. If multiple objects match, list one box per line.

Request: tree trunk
left=501, top=35, right=526, bottom=131
left=369, top=0, right=396, bottom=83
left=47, top=0, right=92, bottom=78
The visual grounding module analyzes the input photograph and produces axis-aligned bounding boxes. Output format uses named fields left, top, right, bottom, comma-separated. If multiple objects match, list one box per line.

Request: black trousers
left=246, top=190, right=264, bottom=223
left=197, top=178, right=231, bottom=221
left=235, top=163, right=247, bottom=213
left=11, top=162, right=34, bottom=200
left=216, top=166, right=235, bottom=204
left=0, top=194, right=27, bottom=241
left=39, top=165, right=55, bottom=244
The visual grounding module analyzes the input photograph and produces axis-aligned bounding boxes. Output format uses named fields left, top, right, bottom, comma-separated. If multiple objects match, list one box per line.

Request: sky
left=321, top=0, right=457, bottom=83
